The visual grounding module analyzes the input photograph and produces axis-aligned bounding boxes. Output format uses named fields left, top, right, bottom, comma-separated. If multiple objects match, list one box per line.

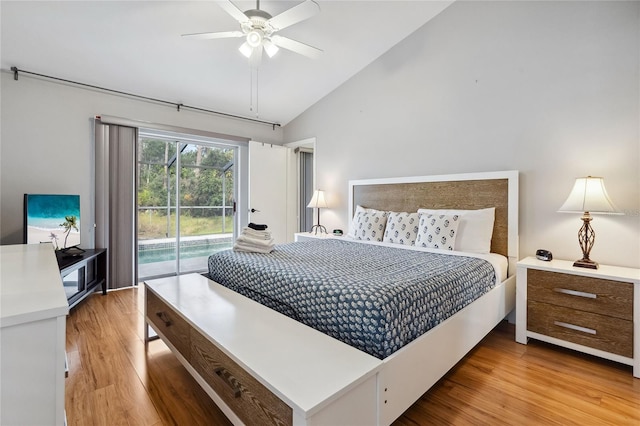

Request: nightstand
left=294, top=232, right=339, bottom=242
left=516, top=256, right=640, bottom=378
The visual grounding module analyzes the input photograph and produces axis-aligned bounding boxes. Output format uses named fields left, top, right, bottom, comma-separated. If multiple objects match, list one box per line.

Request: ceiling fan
left=182, top=0, right=323, bottom=68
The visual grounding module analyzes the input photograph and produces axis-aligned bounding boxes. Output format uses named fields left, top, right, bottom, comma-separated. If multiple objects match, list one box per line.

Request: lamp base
left=310, top=224, right=327, bottom=235
left=573, top=258, right=599, bottom=269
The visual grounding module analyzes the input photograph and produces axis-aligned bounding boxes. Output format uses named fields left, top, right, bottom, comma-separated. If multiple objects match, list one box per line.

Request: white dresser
left=0, top=244, right=69, bottom=425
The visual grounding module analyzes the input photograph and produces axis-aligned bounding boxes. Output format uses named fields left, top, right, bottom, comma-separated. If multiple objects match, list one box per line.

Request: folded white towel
left=236, top=234, right=275, bottom=248
left=242, top=227, right=272, bottom=240
left=233, top=242, right=274, bottom=254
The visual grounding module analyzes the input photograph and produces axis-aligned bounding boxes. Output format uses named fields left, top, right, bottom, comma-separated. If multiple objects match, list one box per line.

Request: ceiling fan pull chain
left=249, top=67, right=259, bottom=118
left=249, top=68, right=253, bottom=112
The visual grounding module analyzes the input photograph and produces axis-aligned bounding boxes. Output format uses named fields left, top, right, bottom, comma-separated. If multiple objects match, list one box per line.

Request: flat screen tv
left=24, top=194, right=81, bottom=250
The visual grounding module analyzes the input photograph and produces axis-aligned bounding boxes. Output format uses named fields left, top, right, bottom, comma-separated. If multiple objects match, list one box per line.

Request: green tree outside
left=137, top=138, right=234, bottom=240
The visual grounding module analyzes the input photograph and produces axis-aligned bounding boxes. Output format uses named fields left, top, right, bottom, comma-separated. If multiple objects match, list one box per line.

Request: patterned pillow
left=383, top=212, right=420, bottom=246
left=348, top=205, right=379, bottom=237
left=415, top=214, right=460, bottom=250
left=354, top=210, right=389, bottom=242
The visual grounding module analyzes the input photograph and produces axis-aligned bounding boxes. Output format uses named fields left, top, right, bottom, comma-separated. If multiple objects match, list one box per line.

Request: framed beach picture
left=24, top=194, right=81, bottom=249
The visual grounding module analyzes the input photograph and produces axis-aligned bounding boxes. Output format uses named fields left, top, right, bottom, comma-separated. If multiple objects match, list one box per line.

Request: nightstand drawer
left=528, top=300, right=633, bottom=357
left=146, top=289, right=191, bottom=358
left=190, top=331, right=293, bottom=426
left=527, top=269, right=633, bottom=321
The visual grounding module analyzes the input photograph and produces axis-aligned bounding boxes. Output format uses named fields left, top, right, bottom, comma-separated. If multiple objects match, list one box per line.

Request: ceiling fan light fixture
left=263, top=39, right=279, bottom=58
left=239, top=42, right=253, bottom=58
left=246, top=29, right=264, bottom=48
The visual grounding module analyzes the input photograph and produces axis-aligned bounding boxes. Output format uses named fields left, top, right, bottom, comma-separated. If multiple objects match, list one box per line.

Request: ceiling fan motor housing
left=244, top=9, right=272, bottom=21
left=242, top=10, right=275, bottom=39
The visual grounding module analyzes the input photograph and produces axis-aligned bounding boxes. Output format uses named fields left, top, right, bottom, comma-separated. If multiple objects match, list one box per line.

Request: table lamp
left=558, top=176, right=623, bottom=269
left=307, top=190, right=328, bottom=234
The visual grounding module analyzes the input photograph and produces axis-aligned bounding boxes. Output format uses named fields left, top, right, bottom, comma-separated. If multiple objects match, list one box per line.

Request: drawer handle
left=553, top=288, right=597, bottom=299
left=214, top=367, right=242, bottom=398
left=156, top=311, right=172, bottom=327
left=553, top=321, right=596, bottom=335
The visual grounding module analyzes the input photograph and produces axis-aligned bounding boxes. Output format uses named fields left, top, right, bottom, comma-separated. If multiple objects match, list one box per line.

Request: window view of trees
left=137, top=138, right=235, bottom=240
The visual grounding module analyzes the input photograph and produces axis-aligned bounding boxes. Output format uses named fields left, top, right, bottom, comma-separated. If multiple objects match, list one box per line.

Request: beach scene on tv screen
left=26, top=194, right=80, bottom=249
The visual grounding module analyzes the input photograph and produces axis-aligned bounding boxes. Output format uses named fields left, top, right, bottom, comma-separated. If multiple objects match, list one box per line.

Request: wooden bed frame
left=145, top=170, right=519, bottom=425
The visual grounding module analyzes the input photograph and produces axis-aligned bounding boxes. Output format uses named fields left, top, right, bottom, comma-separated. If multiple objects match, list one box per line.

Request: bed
left=208, top=239, right=507, bottom=360
left=145, top=170, right=519, bottom=425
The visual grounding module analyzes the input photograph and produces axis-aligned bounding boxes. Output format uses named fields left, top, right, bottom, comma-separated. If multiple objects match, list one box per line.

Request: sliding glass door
left=137, top=132, right=237, bottom=280
left=177, top=143, right=235, bottom=274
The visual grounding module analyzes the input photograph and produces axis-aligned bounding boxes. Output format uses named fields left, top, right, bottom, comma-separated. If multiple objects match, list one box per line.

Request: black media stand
left=55, top=248, right=107, bottom=309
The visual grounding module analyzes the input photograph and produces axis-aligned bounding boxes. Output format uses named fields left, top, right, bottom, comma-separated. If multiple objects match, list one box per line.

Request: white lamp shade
left=263, top=39, right=279, bottom=58
left=239, top=42, right=253, bottom=58
left=558, top=176, right=622, bottom=214
left=246, top=30, right=263, bottom=48
left=307, top=190, right=328, bottom=209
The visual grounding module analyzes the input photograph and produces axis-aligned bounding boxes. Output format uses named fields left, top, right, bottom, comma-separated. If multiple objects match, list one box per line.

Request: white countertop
left=0, top=244, right=69, bottom=327
left=146, top=274, right=382, bottom=417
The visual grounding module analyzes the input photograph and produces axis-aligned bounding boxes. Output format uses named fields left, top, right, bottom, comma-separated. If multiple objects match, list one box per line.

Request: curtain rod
left=10, top=66, right=281, bottom=129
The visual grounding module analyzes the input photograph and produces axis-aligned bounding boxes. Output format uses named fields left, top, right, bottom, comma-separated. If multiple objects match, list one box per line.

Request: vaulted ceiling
left=1, top=1, right=453, bottom=125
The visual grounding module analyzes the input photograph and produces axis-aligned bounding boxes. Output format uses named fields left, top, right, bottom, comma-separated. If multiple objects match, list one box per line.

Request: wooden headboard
left=348, top=171, right=519, bottom=273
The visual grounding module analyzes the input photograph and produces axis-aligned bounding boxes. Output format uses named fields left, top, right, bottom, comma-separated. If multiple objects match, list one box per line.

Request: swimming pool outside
left=138, top=234, right=232, bottom=279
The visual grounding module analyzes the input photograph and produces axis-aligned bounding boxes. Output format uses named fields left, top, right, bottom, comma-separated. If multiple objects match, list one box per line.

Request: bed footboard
left=378, top=275, right=516, bottom=425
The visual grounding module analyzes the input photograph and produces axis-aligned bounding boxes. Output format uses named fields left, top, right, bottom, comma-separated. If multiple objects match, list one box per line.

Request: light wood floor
left=66, top=287, right=640, bottom=425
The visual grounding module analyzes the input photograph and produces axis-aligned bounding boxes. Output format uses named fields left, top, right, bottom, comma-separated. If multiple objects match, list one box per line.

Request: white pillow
left=353, top=210, right=389, bottom=242
left=417, top=207, right=495, bottom=254
left=383, top=212, right=419, bottom=246
left=415, top=214, right=460, bottom=250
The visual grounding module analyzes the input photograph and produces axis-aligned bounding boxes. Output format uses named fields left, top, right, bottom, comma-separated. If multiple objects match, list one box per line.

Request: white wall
left=284, top=1, right=640, bottom=268
left=0, top=72, right=283, bottom=246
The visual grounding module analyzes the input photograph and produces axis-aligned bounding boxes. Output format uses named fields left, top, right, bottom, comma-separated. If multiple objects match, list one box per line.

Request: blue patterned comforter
left=207, top=239, right=496, bottom=359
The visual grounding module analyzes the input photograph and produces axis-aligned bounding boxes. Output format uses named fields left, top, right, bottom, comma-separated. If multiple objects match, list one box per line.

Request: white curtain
left=94, top=120, right=137, bottom=289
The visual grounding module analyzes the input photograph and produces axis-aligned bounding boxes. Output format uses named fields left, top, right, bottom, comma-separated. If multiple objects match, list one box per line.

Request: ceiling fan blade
left=249, top=45, right=263, bottom=68
left=271, top=35, right=322, bottom=59
left=181, top=30, right=244, bottom=40
left=218, top=0, right=249, bottom=23
left=267, top=0, right=320, bottom=31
